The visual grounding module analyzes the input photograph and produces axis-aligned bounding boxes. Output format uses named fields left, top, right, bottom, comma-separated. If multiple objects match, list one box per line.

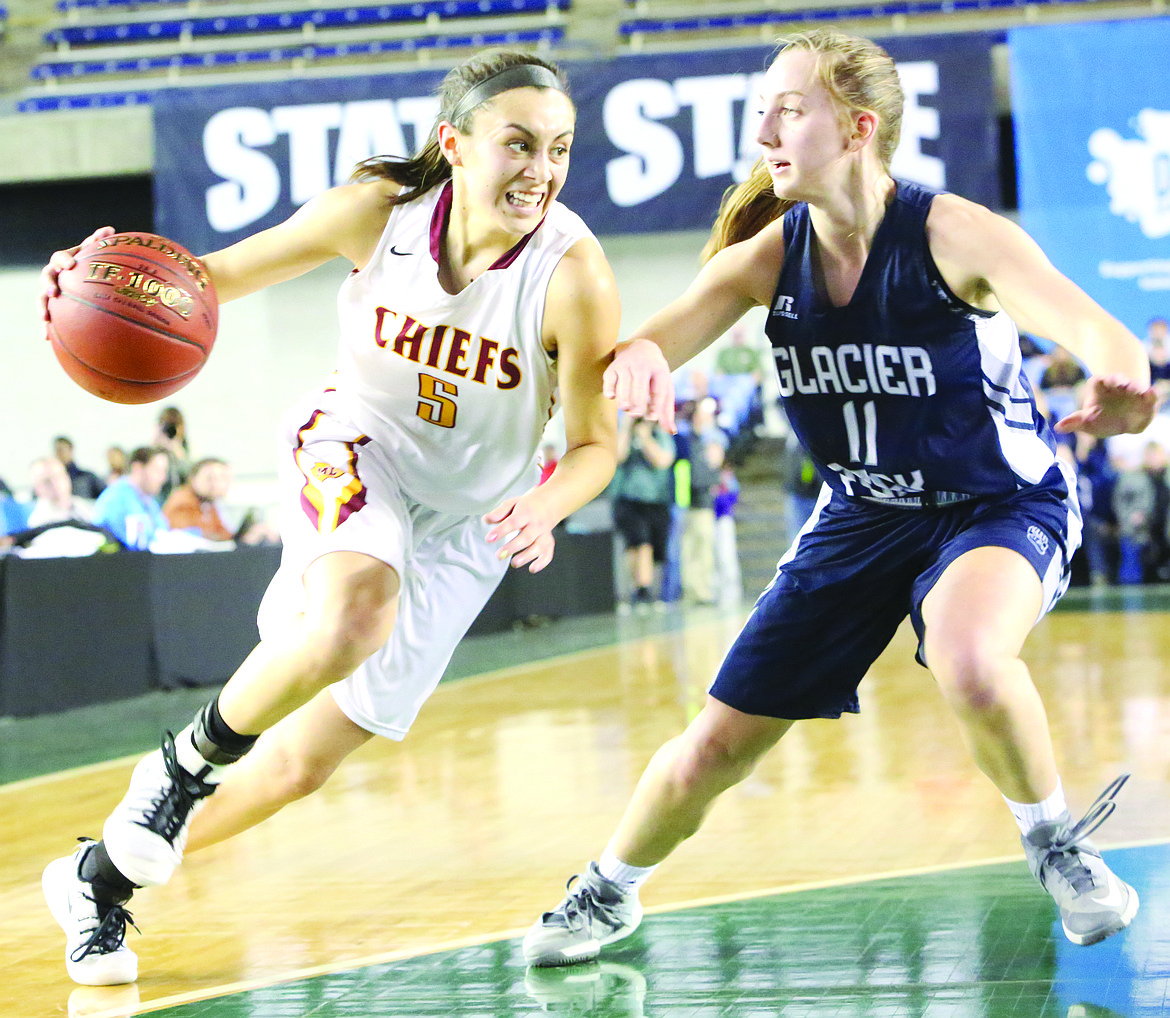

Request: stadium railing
left=22, top=0, right=569, bottom=110
left=617, top=0, right=1141, bottom=50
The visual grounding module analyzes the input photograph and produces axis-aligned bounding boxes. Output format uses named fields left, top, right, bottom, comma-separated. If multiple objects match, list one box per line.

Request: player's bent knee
left=669, top=729, right=762, bottom=794
left=305, top=608, right=393, bottom=678
left=931, top=652, right=1014, bottom=715
left=267, top=745, right=341, bottom=802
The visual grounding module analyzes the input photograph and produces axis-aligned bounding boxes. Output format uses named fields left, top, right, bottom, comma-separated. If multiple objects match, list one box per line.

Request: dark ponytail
left=350, top=49, right=570, bottom=210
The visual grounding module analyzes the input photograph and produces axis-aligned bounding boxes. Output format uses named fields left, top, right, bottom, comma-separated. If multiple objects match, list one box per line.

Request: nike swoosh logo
left=389, top=246, right=412, bottom=256
left=1094, top=881, right=1131, bottom=909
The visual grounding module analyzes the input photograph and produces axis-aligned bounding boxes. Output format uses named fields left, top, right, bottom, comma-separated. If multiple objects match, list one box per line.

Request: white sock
left=598, top=848, right=657, bottom=892
left=1004, top=778, right=1067, bottom=835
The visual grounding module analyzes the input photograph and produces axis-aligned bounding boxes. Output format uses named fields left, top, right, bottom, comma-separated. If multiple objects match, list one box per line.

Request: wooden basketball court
left=3, top=589, right=1169, bottom=1017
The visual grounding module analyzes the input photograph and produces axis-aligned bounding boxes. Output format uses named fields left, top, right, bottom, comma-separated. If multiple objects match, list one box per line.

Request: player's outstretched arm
left=929, top=195, right=1156, bottom=438
left=484, top=235, right=621, bottom=572
left=199, top=181, right=399, bottom=304
left=606, top=219, right=785, bottom=432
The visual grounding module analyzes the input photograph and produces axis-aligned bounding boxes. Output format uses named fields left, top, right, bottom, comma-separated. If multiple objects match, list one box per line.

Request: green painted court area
left=15, top=591, right=1170, bottom=1017
left=133, top=844, right=1167, bottom=1018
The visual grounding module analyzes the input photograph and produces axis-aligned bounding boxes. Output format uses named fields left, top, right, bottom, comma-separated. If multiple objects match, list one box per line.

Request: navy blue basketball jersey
left=765, top=180, right=1063, bottom=502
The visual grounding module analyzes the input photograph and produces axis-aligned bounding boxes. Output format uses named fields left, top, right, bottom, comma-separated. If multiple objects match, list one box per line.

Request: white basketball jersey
left=333, top=182, right=592, bottom=515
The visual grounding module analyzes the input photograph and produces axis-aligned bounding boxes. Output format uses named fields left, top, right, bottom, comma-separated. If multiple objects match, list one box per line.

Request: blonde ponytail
left=702, top=159, right=794, bottom=262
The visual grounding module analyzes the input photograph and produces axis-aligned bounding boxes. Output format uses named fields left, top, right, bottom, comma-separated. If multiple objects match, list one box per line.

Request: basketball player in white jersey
left=39, top=50, right=620, bottom=986
left=524, top=28, right=1157, bottom=968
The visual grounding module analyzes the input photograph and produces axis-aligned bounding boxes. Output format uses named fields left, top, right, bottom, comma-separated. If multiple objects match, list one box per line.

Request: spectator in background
left=1075, top=433, right=1120, bottom=586
left=659, top=420, right=690, bottom=605
left=153, top=406, right=191, bottom=501
left=1145, top=317, right=1170, bottom=409
left=1018, top=333, right=1048, bottom=391
left=674, top=367, right=710, bottom=406
left=680, top=397, right=727, bottom=606
left=780, top=428, right=822, bottom=549
left=164, top=457, right=277, bottom=546
left=611, top=415, right=675, bottom=612
left=0, top=473, right=23, bottom=535
left=106, top=445, right=127, bottom=484
left=1038, top=346, right=1087, bottom=440
left=713, top=464, right=742, bottom=607
left=92, top=446, right=170, bottom=550
left=27, top=456, right=92, bottom=529
left=711, top=323, right=766, bottom=443
left=53, top=435, right=105, bottom=500
left=17, top=456, right=108, bottom=558
left=163, top=457, right=235, bottom=542
left=1, top=479, right=31, bottom=537
left=1112, top=440, right=1170, bottom=584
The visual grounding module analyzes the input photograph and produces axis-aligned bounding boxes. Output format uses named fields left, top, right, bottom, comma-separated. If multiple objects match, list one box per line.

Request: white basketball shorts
left=256, top=389, right=513, bottom=739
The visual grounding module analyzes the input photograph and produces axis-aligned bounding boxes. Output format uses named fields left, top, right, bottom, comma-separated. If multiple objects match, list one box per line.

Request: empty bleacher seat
left=31, top=23, right=565, bottom=82
left=46, top=0, right=568, bottom=48
left=618, top=0, right=1103, bottom=47
left=22, top=0, right=571, bottom=109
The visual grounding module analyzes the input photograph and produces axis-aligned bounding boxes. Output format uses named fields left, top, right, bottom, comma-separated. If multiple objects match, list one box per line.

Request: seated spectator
left=15, top=457, right=109, bottom=558
left=164, top=458, right=234, bottom=541
left=1, top=494, right=32, bottom=536
left=92, top=446, right=170, bottom=550
left=164, top=457, right=278, bottom=546
left=53, top=435, right=105, bottom=500
left=27, top=456, right=92, bottom=528
left=106, top=445, right=127, bottom=484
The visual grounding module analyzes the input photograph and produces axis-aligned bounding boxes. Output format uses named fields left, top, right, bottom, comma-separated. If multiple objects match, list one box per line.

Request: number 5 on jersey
left=418, top=372, right=458, bottom=428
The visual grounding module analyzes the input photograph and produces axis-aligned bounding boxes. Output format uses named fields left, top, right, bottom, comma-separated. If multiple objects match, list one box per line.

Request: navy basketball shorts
left=710, top=479, right=1081, bottom=720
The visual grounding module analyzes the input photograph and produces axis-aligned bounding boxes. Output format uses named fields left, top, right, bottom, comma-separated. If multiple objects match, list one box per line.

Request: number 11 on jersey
left=843, top=400, right=878, bottom=466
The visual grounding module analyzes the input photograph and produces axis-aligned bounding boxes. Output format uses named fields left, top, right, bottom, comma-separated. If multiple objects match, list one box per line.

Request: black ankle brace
left=80, top=840, right=139, bottom=901
left=191, top=697, right=258, bottom=765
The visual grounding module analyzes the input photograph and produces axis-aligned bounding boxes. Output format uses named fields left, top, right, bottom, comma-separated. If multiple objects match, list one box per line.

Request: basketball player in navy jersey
left=39, top=50, right=620, bottom=986
left=525, top=27, right=1157, bottom=966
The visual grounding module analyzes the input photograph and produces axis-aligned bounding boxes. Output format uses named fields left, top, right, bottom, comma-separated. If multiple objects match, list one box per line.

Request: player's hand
left=603, top=338, right=676, bottom=433
left=40, top=226, right=116, bottom=332
left=1054, top=375, right=1159, bottom=438
left=483, top=495, right=557, bottom=572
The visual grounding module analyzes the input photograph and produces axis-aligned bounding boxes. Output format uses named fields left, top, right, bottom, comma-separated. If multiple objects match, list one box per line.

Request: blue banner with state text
left=153, top=33, right=999, bottom=255
left=1010, top=19, right=1170, bottom=338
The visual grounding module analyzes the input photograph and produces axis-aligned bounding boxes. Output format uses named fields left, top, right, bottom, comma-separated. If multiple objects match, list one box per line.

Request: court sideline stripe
left=92, top=836, right=1170, bottom=1018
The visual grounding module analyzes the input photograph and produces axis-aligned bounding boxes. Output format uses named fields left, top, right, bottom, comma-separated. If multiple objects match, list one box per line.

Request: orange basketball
left=47, top=232, right=218, bottom=404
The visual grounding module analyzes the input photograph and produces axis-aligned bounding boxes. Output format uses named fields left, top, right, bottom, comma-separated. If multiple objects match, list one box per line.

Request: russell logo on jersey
left=772, top=295, right=798, bottom=319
